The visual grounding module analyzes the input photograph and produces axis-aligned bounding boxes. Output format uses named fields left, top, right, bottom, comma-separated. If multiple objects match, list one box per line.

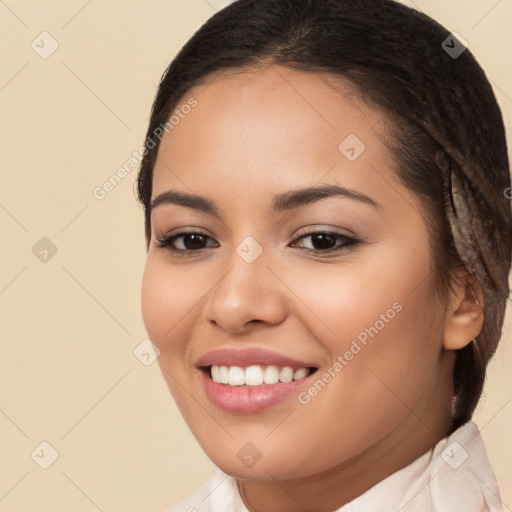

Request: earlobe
left=443, top=274, right=484, bottom=351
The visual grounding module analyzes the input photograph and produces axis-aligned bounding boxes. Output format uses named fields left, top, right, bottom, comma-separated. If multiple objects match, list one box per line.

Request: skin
left=141, top=64, right=484, bottom=512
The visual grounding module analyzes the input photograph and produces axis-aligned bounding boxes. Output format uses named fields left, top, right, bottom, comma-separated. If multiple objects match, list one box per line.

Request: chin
left=212, top=456, right=299, bottom=481
left=199, top=438, right=332, bottom=482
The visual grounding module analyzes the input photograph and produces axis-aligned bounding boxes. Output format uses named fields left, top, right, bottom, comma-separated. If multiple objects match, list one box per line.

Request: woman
left=137, top=0, right=511, bottom=510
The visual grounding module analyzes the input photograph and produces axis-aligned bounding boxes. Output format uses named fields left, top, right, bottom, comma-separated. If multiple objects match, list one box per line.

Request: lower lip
left=201, top=370, right=314, bottom=413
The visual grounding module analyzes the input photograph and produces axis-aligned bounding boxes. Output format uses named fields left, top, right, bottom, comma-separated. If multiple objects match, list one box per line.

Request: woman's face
left=141, top=65, right=453, bottom=480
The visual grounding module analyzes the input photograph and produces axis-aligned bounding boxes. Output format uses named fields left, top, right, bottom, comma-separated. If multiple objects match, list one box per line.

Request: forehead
left=152, top=64, right=398, bottom=203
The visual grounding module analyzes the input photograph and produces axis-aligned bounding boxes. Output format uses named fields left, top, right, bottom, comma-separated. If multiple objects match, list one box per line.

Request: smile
left=209, top=364, right=312, bottom=386
left=195, top=348, right=319, bottom=413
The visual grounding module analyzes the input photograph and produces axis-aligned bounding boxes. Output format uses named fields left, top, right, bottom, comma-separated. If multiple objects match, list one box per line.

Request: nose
left=203, top=247, right=288, bottom=335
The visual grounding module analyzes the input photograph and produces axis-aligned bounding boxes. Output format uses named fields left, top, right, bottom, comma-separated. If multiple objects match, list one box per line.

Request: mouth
left=196, top=349, right=320, bottom=413
left=202, top=364, right=317, bottom=387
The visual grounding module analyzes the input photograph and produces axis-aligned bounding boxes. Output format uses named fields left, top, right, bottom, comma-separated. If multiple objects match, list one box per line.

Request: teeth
left=245, top=365, right=264, bottom=386
left=263, top=365, right=280, bottom=384
left=219, top=365, right=229, bottom=384
left=279, top=367, right=294, bottom=383
left=293, top=367, right=309, bottom=380
left=210, top=365, right=311, bottom=386
left=228, top=366, right=245, bottom=386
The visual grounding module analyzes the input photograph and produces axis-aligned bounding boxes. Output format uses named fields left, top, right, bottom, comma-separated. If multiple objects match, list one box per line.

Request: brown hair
left=136, top=0, right=511, bottom=429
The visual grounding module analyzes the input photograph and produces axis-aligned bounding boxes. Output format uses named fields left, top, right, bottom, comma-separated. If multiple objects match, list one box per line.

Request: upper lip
left=196, top=348, right=317, bottom=369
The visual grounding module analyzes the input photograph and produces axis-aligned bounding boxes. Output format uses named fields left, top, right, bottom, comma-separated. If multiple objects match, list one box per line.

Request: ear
left=443, top=269, right=484, bottom=351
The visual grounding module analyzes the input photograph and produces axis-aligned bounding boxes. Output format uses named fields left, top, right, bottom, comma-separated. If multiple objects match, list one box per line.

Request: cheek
left=255, top=269, right=444, bottom=475
left=141, top=257, right=197, bottom=351
left=141, top=257, right=202, bottom=414
left=286, top=239, right=444, bottom=410
left=285, top=238, right=436, bottom=349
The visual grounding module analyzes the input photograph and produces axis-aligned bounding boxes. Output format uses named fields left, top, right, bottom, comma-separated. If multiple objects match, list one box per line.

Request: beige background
left=0, top=1, right=511, bottom=511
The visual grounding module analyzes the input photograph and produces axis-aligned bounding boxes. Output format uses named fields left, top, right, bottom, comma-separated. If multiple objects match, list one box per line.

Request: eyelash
left=155, top=229, right=360, bottom=257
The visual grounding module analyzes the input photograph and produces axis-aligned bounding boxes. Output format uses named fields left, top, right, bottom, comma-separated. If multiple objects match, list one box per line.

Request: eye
left=155, top=229, right=360, bottom=257
left=291, top=231, right=359, bottom=255
left=156, top=231, right=217, bottom=253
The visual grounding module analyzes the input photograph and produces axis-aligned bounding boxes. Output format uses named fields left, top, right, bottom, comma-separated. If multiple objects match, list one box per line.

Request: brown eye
left=156, top=231, right=218, bottom=252
left=176, top=233, right=208, bottom=250
left=307, top=233, right=337, bottom=250
left=292, top=231, right=359, bottom=254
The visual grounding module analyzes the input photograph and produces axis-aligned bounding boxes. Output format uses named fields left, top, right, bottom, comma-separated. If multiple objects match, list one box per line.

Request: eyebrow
left=150, top=184, right=380, bottom=216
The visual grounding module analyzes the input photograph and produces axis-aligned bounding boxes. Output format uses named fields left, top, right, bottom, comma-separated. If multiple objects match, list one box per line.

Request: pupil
left=312, top=233, right=335, bottom=250
left=185, top=234, right=205, bottom=250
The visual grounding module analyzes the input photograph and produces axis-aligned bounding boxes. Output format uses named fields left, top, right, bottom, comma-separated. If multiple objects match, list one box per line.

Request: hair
left=136, top=0, right=511, bottom=429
